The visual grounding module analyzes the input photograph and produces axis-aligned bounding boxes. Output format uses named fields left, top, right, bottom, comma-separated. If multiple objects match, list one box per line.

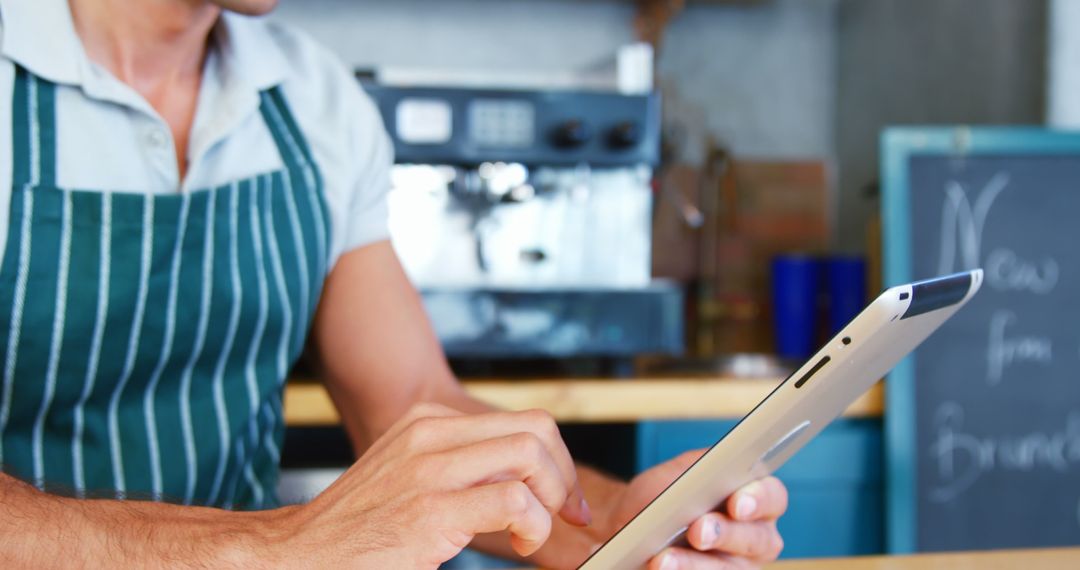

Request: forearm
left=0, top=472, right=273, bottom=568
left=327, top=369, right=488, bottom=457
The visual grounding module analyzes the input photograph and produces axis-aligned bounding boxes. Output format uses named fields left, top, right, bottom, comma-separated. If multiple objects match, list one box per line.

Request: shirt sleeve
left=339, top=86, right=394, bottom=254
left=262, top=18, right=396, bottom=269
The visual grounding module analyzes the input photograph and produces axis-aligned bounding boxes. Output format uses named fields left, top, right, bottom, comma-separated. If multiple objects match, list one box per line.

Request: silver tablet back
left=580, top=270, right=983, bottom=569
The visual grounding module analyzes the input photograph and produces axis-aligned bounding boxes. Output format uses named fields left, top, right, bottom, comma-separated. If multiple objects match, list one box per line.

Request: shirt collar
left=0, top=0, right=85, bottom=85
left=214, top=11, right=290, bottom=92
left=0, top=0, right=289, bottom=92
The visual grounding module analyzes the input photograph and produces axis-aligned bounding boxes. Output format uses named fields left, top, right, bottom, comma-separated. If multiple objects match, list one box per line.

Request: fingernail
left=736, top=494, right=758, bottom=519
left=699, top=518, right=719, bottom=547
left=659, top=552, right=679, bottom=570
left=579, top=495, right=593, bottom=526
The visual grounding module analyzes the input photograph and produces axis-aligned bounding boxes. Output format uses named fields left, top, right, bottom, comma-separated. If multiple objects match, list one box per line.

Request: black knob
left=519, top=248, right=547, bottom=263
left=607, top=121, right=641, bottom=149
left=552, top=119, right=592, bottom=148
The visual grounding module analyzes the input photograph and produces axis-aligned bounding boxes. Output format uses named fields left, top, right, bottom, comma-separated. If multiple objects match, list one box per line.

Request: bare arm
left=309, top=241, right=787, bottom=569
left=307, top=240, right=485, bottom=454
left=0, top=472, right=265, bottom=568
left=0, top=242, right=588, bottom=569
left=309, top=242, right=609, bottom=563
left=0, top=404, right=585, bottom=568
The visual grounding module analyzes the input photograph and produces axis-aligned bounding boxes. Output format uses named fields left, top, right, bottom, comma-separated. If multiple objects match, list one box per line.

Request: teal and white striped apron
left=0, top=65, right=330, bottom=509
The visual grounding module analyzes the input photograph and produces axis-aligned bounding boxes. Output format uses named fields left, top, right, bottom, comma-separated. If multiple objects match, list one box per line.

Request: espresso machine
left=364, top=84, right=683, bottom=366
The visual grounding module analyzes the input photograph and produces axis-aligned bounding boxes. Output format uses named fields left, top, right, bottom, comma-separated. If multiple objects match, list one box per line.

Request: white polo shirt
left=0, top=0, right=393, bottom=270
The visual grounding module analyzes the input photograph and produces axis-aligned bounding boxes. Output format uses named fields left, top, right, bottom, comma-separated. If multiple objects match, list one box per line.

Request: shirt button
left=147, top=128, right=169, bottom=149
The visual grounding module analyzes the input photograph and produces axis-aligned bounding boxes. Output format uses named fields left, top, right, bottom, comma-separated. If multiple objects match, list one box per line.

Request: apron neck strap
left=7, top=70, right=319, bottom=202
left=258, top=86, right=324, bottom=193
left=11, top=65, right=57, bottom=188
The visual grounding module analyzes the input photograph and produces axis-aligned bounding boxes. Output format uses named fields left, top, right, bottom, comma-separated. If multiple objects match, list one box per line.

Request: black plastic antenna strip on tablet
left=901, top=272, right=973, bottom=320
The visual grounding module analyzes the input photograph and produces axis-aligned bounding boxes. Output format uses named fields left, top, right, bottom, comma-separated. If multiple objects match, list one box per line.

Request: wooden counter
left=284, top=377, right=884, bottom=425
left=770, top=547, right=1080, bottom=569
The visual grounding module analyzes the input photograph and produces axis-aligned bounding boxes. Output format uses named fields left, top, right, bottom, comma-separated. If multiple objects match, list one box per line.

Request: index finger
left=726, top=476, right=788, bottom=521
left=401, top=408, right=591, bottom=526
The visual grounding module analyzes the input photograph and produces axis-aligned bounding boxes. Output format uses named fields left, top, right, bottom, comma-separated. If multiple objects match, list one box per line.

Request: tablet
left=579, top=270, right=983, bottom=569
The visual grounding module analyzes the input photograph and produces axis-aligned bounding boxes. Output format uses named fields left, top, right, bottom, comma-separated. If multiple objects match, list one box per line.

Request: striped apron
left=0, top=66, right=330, bottom=509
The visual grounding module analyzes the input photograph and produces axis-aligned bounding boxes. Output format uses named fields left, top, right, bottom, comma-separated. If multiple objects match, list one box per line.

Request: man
left=0, top=0, right=788, bottom=567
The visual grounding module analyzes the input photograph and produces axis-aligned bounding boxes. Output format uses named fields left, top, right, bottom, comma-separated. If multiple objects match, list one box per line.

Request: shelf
left=284, top=377, right=884, bottom=425
left=771, top=547, right=1080, bottom=569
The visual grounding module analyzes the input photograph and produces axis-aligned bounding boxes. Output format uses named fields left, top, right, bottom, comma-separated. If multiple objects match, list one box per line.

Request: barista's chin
left=211, top=0, right=279, bottom=17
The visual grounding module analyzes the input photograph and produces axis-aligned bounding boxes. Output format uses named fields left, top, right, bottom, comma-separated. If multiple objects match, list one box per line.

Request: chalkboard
left=883, top=127, right=1080, bottom=553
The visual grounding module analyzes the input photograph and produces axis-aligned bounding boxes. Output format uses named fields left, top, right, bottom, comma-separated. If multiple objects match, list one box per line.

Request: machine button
left=519, top=248, right=547, bottom=263
left=551, top=119, right=592, bottom=149
left=607, top=121, right=641, bottom=149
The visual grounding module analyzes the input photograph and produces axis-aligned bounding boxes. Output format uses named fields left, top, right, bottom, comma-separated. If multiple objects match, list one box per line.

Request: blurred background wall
left=835, top=0, right=1046, bottom=251
left=273, top=0, right=637, bottom=73
left=273, top=0, right=838, bottom=157
left=272, top=0, right=1052, bottom=255
left=1049, top=0, right=1080, bottom=127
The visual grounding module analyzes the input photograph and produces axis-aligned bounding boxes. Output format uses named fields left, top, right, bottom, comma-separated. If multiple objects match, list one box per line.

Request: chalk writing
left=928, top=402, right=1080, bottom=503
left=985, top=248, right=1059, bottom=295
left=986, top=310, right=1053, bottom=385
left=938, top=173, right=1009, bottom=276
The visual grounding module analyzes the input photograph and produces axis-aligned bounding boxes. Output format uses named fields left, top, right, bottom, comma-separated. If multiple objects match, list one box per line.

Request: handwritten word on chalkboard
left=884, top=128, right=1080, bottom=553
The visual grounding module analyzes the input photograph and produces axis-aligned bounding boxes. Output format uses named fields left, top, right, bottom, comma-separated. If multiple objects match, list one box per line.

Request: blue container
left=771, top=256, right=821, bottom=360
left=827, top=256, right=867, bottom=335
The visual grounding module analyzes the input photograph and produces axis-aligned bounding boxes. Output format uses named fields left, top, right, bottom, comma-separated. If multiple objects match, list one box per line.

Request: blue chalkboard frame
left=881, top=126, right=1080, bottom=553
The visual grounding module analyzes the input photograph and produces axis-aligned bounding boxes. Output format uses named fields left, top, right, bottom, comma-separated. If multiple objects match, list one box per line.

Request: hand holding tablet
left=580, top=271, right=983, bottom=569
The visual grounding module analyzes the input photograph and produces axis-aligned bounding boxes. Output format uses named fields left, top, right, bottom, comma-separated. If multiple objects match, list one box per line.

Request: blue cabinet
left=636, top=419, right=885, bottom=559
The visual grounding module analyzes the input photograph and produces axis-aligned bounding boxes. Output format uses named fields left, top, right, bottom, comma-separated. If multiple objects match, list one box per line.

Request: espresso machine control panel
left=365, top=85, right=660, bottom=167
